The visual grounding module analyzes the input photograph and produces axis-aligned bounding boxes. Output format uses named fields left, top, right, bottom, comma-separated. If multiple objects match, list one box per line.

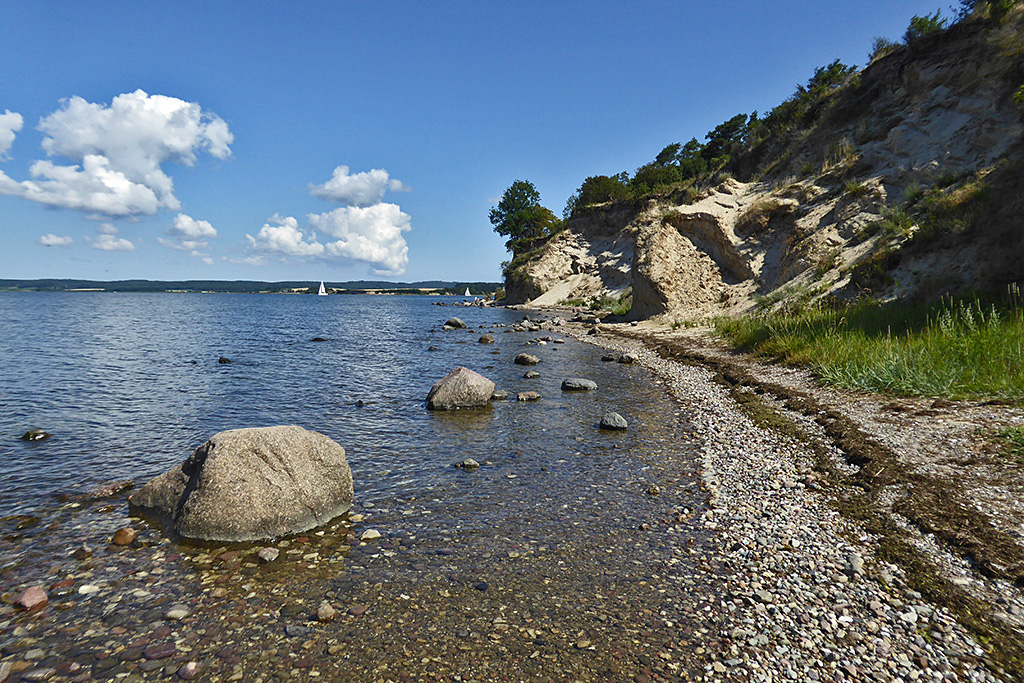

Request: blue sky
left=0, top=1, right=947, bottom=283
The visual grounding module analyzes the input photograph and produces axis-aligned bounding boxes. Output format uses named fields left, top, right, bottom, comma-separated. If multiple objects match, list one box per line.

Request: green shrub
left=903, top=183, right=925, bottom=206
left=843, top=180, right=872, bottom=197
left=870, top=36, right=901, bottom=61
left=904, top=11, right=948, bottom=43
left=851, top=247, right=900, bottom=291
left=564, top=174, right=634, bottom=219
left=878, top=207, right=915, bottom=239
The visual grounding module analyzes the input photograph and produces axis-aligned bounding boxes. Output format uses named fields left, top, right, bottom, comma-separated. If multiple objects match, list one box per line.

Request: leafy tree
left=564, top=174, right=634, bottom=218
left=703, top=113, right=751, bottom=163
left=904, top=10, right=947, bottom=43
left=654, top=143, right=682, bottom=167
left=677, top=138, right=708, bottom=178
left=490, top=180, right=561, bottom=253
left=954, top=0, right=1018, bottom=22
left=798, top=60, right=858, bottom=98
left=630, top=163, right=683, bottom=196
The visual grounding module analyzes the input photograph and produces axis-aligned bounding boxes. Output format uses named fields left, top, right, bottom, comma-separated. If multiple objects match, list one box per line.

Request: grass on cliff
left=714, top=289, right=1024, bottom=400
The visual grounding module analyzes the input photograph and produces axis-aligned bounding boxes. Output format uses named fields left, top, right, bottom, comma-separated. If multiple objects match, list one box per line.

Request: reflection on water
left=0, top=292, right=712, bottom=681
left=0, top=293, right=688, bottom=529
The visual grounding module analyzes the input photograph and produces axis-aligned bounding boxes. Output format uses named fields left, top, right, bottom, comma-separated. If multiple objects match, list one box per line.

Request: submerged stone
left=599, top=412, right=628, bottom=431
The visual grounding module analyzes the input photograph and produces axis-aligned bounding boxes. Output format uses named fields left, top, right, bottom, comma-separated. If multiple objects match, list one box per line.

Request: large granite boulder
left=129, top=426, right=353, bottom=542
left=426, top=367, right=495, bottom=410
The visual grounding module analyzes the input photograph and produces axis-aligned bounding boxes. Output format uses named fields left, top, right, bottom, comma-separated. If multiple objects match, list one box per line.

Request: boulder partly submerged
left=426, top=366, right=495, bottom=410
left=129, top=426, right=353, bottom=542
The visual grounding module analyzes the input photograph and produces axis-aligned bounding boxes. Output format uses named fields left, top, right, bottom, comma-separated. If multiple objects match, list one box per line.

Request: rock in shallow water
left=514, top=353, right=539, bottom=366
left=599, top=412, right=628, bottom=431
left=20, top=429, right=51, bottom=442
left=129, top=426, right=353, bottom=542
left=112, top=528, right=137, bottom=546
left=16, top=586, right=48, bottom=611
left=426, top=367, right=495, bottom=410
left=561, top=378, right=597, bottom=391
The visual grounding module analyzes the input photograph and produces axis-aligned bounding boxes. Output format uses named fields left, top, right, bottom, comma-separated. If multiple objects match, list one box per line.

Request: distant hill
left=0, top=279, right=502, bottom=295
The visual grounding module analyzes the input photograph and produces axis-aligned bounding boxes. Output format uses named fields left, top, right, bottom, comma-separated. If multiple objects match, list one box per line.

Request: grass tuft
left=714, top=291, right=1024, bottom=400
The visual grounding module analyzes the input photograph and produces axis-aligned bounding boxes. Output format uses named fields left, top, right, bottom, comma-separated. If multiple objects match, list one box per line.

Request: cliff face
left=504, top=16, right=1024, bottom=318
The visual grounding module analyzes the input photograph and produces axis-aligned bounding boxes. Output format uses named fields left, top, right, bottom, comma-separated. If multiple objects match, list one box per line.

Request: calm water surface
left=0, top=293, right=691, bottom=521
left=0, top=293, right=713, bottom=681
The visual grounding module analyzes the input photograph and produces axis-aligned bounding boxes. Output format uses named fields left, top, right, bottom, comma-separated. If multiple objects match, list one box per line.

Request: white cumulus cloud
left=92, top=224, right=134, bottom=251
left=160, top=213, right=217, bottom=263
left=169, top=213, right=217, bottom=240
left=309, top=165, right=408, bottom=207
left=38, top=233, right=74, bottom=246
left=246, top=214, right=324, bottom=258
left=309, top=203, right=411, bottom=275
left=0, top=90, right=232, bottom=217
left=0, top=110, right=23, bottom=159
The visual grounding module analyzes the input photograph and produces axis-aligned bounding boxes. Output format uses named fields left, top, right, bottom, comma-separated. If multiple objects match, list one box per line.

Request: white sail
left=318, top=281, right=327, bottom=296
left=464, top=287, right=471, bottom=296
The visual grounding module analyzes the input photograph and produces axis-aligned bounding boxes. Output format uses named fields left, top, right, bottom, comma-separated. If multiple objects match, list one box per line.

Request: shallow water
left=0, top=293, right=712, bottom=681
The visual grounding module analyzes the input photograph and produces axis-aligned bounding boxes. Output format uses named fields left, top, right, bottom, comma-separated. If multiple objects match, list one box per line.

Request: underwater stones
left=16, top=586, right=48, bottom=611
left=599, top=412, right=628, bottom=431
left=129, top=426, right=353, bottom=542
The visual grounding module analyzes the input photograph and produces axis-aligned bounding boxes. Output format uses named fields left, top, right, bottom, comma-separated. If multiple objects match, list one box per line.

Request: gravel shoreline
left=574, top=326, right=1011, bottom=683
left=2, top=314, right=1019, bottom=682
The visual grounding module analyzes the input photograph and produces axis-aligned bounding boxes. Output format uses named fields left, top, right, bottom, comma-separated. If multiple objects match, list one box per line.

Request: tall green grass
left=714, top=289, right=1024, bottom=400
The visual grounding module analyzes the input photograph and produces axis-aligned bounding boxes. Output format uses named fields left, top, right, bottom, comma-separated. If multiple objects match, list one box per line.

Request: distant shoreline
left=0, top=278, right=501, bottom=295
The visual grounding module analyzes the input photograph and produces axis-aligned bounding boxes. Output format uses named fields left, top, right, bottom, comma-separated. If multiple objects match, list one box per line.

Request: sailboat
left=464, top=287, right=471, bottom=297
left=318, top=281, right=328, bottom=296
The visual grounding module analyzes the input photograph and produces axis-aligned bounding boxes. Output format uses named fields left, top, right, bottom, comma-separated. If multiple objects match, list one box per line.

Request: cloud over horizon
left=246, top=214, right=325, bottom=258
left=0, top=110, right=23, bottom=159
left=38, top=233, right=73, bottom=247
left=158, top=213, right=218, bottom=264
left=0, top=90, right=232, bottom=217
left=311, top=204, right=410, bottom=275
left=309, top=165, right=408, bottom=207
left=250, top=165, right=412, bottom=275
left=92, top=224, right=134, bottom=251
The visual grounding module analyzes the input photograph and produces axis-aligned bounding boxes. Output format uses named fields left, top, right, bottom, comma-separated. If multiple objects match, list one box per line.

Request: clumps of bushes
left=735, top=197, right=793, bottom=234
left=843, top=180, right=874, bottom=197
left=850, top=247, right=901, bottom=291
left=869, top=36, right=901, bottom=62
left=821, top=138, right=860, bottom=176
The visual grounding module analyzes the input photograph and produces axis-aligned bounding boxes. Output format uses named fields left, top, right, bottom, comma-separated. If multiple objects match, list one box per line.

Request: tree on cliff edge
left=490, top=180, right=562, bottom=255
